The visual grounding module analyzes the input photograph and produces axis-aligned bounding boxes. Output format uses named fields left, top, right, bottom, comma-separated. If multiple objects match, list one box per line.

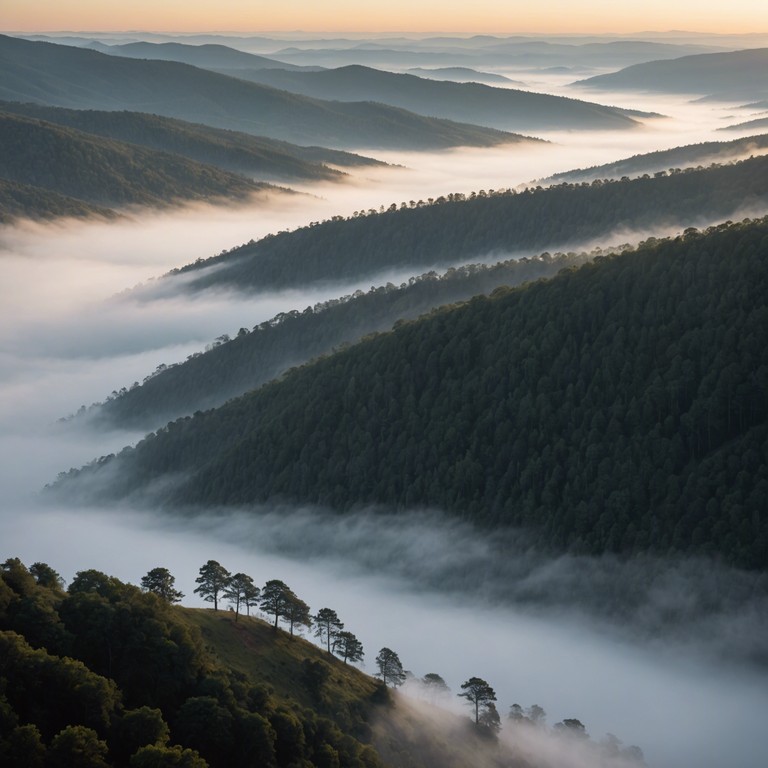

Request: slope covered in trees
left=540, top=133, right=768, bottom=184
left=0, top=557, right=388, bottom=768
left=56, top=218, right=768, bottom=570
left=167, top=154, right=768, bottom=294
left=202, top=64, right=645, bottom=132
left=3, top=557, right=584, bottom=768
left=0, top=102, right=383, bottom=183
left=84, top=251, right=593, bottom=430
left=0, top=112, right=272, bottom=215
left=0, top=35, right=526, bottom=150
left=0, top=177, right=117, bottom=224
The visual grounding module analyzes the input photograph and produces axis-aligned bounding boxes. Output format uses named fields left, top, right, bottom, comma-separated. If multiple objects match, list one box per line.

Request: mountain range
left=0, top=35, right=525, bottom=150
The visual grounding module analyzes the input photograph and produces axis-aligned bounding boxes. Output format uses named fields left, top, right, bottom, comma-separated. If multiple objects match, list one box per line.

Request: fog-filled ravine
left=2, top=80, right=767, bottom=768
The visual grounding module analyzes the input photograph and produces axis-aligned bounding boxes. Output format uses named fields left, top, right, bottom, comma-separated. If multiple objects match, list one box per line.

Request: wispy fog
left=2, top=87, right=767, bottom=768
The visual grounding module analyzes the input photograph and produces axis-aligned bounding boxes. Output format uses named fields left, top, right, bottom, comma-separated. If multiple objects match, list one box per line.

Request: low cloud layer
left=2, top=87, right=767, bottom=768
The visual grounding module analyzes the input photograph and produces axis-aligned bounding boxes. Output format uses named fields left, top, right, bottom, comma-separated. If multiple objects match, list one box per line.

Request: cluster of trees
left=2, top=557, right=648, bottom=766
left=170, top=153, right=768, bottom=293
left=85, top=249, right=594, bottom=430
left=189, top=561, right=366, bottom=664
left=59, top=217, right=768, bottom=570
left=0, top=557, right=388, bottom=768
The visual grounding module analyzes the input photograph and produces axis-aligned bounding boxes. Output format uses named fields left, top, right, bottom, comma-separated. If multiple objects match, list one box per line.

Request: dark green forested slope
left=0, top=35, right=524, bottom=150
left=0, top=112, right=271, bottom=214
left=169, top=154, right=768, bottom=293
left=0, top=178, right=117, bottom=224
left=0, top=101, right=383, bottom=182
left=541, top=133, right=768, bottom=184
left=0, top=558, right=384, bottom=768
left=0, top=557, right=528, bottom=768
left=58, top=218, right=768, bottom=570
left=90, top=252, right=593, bottom=430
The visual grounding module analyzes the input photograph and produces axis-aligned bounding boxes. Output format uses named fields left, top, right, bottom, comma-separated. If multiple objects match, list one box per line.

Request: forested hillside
left=86, top=251, right=593, bottom=430
left=0, top=112, right=272, bottom=216
left=0, top=178, right=117, bottom=223
left=56, top=218, right=768, bottom=570
left=168, top=154, right=768, bottom=293
left=541, top=133, right=768, bottom=184
left=0, top=102, right=382, bottom=182
left=0, top=557, right=389, bottom=768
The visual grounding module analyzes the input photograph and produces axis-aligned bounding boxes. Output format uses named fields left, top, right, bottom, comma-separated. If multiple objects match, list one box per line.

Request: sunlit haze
left=4, top=0, right=768, bottom=34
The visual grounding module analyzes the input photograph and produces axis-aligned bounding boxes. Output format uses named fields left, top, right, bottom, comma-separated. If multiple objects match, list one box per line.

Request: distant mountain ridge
left=206, top=63, right=645, bottom=132
left=576, top=47, right=768, bottom=100
left=0, top=35, right=528, bottom=150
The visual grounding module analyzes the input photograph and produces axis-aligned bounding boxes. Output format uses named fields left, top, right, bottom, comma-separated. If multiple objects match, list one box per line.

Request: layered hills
left=0, top=101, right=382, bottom=183
left=0, top=112, right=272, bottom=219
left=85, top=252, right=593, bottom=430
left=195, top=64, right=645, bottom=133
left=0, top=35, right=526, bottom=150
left=164, top=154, right=768, bottom=294
left=55, top=218, right=768, bottom=571
left=90, top=40, right=313, bottom=71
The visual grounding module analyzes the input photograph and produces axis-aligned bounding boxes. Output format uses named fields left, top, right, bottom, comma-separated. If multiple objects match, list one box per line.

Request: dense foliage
left=0, top=102, right=381, bottom=182
left=543, top=133, right=768, bottom=184
left=89, top=251, right=593, bottom=430
left=0, top=177, right=116, bottom=224
left=171, top=154, right=768, bottom=293
left=0, top=558, right=387, bottom=768
left=0, top=111, right=270, bottom=215
left=58, top=218, right=768, bottom=569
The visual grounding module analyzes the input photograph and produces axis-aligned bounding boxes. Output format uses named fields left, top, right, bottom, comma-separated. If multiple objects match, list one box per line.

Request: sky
left=4, top=0, right=768, bottom=34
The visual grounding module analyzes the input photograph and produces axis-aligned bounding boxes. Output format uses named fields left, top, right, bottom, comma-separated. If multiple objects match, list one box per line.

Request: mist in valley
left=2, top=78, right=768, bottom=768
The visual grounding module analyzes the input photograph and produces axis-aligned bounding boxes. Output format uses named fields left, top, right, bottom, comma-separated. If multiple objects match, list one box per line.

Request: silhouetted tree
left=282, top=593, right=311, bottom=636
left=332, top=631, right=364, bottom=664
left=222, top=573, right=255, bottom=621
left=375, top=648, right=406, bottom=687
left=312, top=608, right=344, bottom=653
left=259, top=580, right=293, bottom=629
left=458, top=677, right=497, bottom=725
left=193, top=561, right=230, bottom=611
left=140, top=568, right=184, bottom=603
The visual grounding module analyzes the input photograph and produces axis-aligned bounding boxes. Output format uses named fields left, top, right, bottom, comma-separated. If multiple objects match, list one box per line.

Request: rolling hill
left=90, top=40, right=314, bottom=71
left=576, top=47, right=768, bottom=100
left=0, top=112, right=273, bottom=217
left=0, top=177, right=118, bottom=224
left=161, top=154, right=768, bottom=294
left=539, top=133, right=768, bottom=184
left=204, top=64, right=645, bottom=132
left=405, top=67, right=523, bottom=85
left=0, top=101, right=384, bottom=183
left=0, top=35, right=527, bottom=150
left=53, top=217, right=768, bottom=571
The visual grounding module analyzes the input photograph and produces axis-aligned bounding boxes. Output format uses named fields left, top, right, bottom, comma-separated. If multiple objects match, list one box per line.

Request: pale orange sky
left=3, top=0, right=768, bottom=34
